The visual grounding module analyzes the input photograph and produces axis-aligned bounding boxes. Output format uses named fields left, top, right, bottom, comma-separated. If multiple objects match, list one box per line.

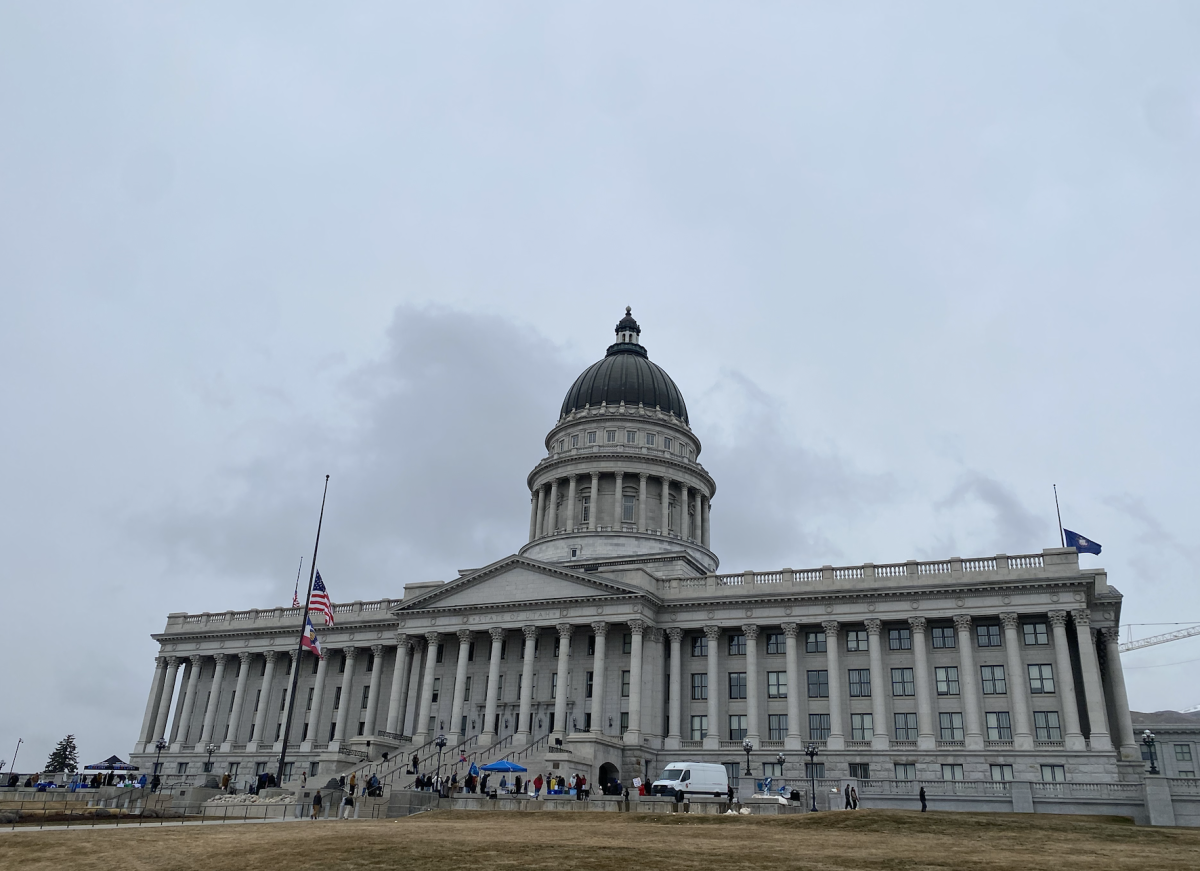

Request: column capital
left=212, top=652, right=227, bottom=665
left=907, top=616, right=927, bottom=633
left=237, top=650, right=252, bottom=664
left=661, top=474, right=672, bottom=484
left=999, top=612, right=1020, bottom=631
left=371, top=643, right=386, bottom=657
left=154, top=655, right=168, bottom=668
left=864, top=619, right=882, bottom=635
left=264, top=650, right=280, bottom=664
left=189, top=654, right=203, bottom=667
left=457, top=629, right=473, bottom=644
left=424, top=631, right=441, bottom=645
left=614, top=470, right=624, bottom=479
left=522, top=624, right=540, bottom=640
left=781, top=622, right=799, bottom=638
left=1100, top=626, right=1121, bottom=644
left=591, top=620, right=609, bottom=637
left=666, top=627, right=684, bottom=644
left=489, top=627, right=507, bottom=642
left=568, top=473, right=577, bottom=482
left=821, top=619, right=840, bottom=637
left=628, top=619, right=647, bottom=635
left=638, top=472, right=648, bottom=481
left=703, top=624, right=721, bottom=641
left=741, top=623, right=759, bottom=640
left=343, top=645, right=359, bottom=660
left=1071, top=608, right=1092, bottom=628
left=556, top=622, right=573, bottom=639
left=953, top=614, right=974, bottom=632
left=165, top=655, right=179, bottom=667
left=590, top=470, right=600, bottom=480
left=395, top=631, right=411, bottom=647
left=1047, top=610, right=1069, bottom=628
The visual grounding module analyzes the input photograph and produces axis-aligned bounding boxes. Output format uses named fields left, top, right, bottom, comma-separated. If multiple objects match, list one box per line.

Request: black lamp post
left=805, top=743, right=819, bottom=812
left=1142, top=729, right=1159, bottom=775
left=205, top=743, right=218, bottom=774
left=742, top=737, right=754, bottom=777
left=154, top=739, right=168, bottom=776
left=435, top=734, right=447, bottom=778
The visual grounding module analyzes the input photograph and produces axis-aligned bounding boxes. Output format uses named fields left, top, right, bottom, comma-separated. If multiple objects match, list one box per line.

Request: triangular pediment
left=397, top=555, right=653, bottom=613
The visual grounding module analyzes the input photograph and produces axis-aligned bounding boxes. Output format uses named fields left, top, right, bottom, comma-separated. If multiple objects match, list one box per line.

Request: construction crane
left=1118, top=624, right=1200, bottom=652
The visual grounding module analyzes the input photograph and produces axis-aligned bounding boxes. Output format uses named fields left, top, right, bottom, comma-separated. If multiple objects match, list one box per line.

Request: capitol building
left=130, top=310, right=1143, bottom=793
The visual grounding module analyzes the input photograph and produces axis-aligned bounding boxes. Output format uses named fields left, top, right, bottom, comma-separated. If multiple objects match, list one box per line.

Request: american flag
left=309, top=570, right=335, bottom=626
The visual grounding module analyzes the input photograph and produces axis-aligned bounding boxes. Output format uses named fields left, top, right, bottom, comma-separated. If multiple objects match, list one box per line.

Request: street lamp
left=205, top=743, right=218, bottom=774
left=435, top=734, right=447, bottom=779
left=1142, top=730, right=1159, bottom=775
left=805, top=743, right=820, bottom=812
left=742, top=737, right=754, bottom=777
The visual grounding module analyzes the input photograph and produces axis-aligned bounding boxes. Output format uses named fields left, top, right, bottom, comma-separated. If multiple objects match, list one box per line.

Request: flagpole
left=293, top=557, right=303, bottom=606
left=277, top=475, right=329, bottom=786
left=1053, top=484, right=1065, bottom=548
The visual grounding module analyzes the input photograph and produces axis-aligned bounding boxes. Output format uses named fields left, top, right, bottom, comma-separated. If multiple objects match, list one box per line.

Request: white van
left=650, top=762, right=728, bottom=799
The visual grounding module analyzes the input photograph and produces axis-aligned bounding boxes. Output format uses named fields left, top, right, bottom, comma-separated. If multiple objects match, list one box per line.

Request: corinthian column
left=590, top=622, right=608, bottom=733
left=1101, top=627, right=1139, bottom=759
left=566, top=475, right=578, bottom=531
left=448, top=630, right=473, bottom=744
left=660, top=476, right=671, bottom=534
left=743, top=624, right=761, bottom=745
left=250, top=651, right=278, bottom=749
left=385, top=634, right=412, bottom=735
left=638, top=474, right=648, bottom=532
left=516, top=625, right=538, bottom=744
left=153, top=657, right=180, bottom=743
left=306, top=650, right=328, bottom=748
left=198, top=653, right=228, bottom=746
left=534, top=486, right=546, bottom=540
left=909, top=617, right=935, bottom=750
left=694, top=490, right=704, bottom=545
left=954, top=615, right=984, bottom=750
left=480, top=628, right=505, bottom=745
left=174, top=655, right=203, bottom=749
left=224, top=651, right=252, bottom=749
left=413, top=633, right=439, bottom=745
left=822, top=621, right=845, bottom=750
left=702, top=497, right=711, bottom=548
left=680, top=483, right=690, bottom=539
left=553, top=623, right=572, bottom=741
left=1048, top=611, right=1086, bottom=750
left=625, top=620, right=646, bottom=745
left=665, top=628, right=683, bottom=750
left=363, top=645, right=386, bottom=737
left=138, top=657, right=168, bottom=750
left=864, top=620, right=890, bottom=750
left=1072, top=610, right=1112, bottom=751
left=704, top=625, right=720, bottom=749
left=547, top=479, right=559, bottom=533
left=333, top=647, right=358, bottom=746
left=613, top=472, right=624, bottom=527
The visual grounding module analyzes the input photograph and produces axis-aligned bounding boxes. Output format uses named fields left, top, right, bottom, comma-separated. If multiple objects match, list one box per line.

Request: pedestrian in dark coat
left=919, top=786, right=927, bottom=812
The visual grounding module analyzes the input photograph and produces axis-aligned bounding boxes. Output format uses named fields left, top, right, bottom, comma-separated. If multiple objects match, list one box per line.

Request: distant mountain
left=1130, top=710, right=1200, bottom=726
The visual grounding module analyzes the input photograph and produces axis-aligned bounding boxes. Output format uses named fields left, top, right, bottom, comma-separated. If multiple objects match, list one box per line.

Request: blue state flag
left=469, top=763, right=479, bottom=777
left=1064, top=529, right=1102, bottom=555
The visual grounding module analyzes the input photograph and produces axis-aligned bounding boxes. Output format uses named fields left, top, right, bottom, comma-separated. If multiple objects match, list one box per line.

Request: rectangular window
left=894, top=763, right=916, bottom=781
left=177, top=762, right=189, bottom=775
left=584, top=671, right=592, bottom=699
left=939, top=712, right=965, bottom=741
left=1041, top=764, right=1066, bottom=782
left=517, top=674, right=523, bottom=699
left=942, top=764, right=965, bottom=781
left=622, top=495, right=636, bottom=522
left=663, top=437, right=673, bottom=451
left=690, top=715, right=708, bottom=741
left=848, top=669, right=871, bottom=698
left=1034, top=711, right=1062, bottom=741
left=1028, top=664, right=1056, bottom=694
left=305, top=687, right=314, bottom=711
left=850, top=713, right=874, bottom=741
left=331, top=687, right=339, bottom=710
left=568, top=433, right=578, bottom=448
left=311, top=656, right=319, bottom=675
left=586, top=636, right=594, bottom=656
left=809, top=713, right=831, bottom=741
left=337, top=654, right=345, bottom=674
left=431, top=677, right=440, bottom=704
left=580, top=496, right=590, bottom=523
left=888, top=628, right=912, bottom=650
left=496, top=674, right=504, bottom=701
left=277, top=689, right=284, bottom=712
left=366, top=652, right=374, bottom=672
left=766, top=633, right=786, bottom=654
left=625, top=430, right=636, bottom=443
left=621, top=670, right=630, bottom=698
left=986, top=711, right=1012, bottom=741
left=849, top=763, right=870, bottom=780
left=976, top=625, right=1002, bottom=647
left=691, top=673, right=707, bottom=700
left=768, top=714, right=787, bottom=741
left=587, top=431, right=596, bottom=444
left=728, top=672, right=747, bottom=700
left=645, top=433, right=656, bottom=446
left=622, top=633, right=632, bottom=655
left=501, top=640, right=508, bottom=660
left=728, top=634, right=747, bottom=655
left=894, top=712, right=918, bottom=741
left=1023, top=622, right=1049, bottom=645
left=620, top=712, right=629, bottom=732
left=361, top=686, right=370, bottom=710
left=991, top=764, right=1014, bottom=782
left=981, top=665, right=1007, bottom=695
left=931, top=626, right=956, bottom=649
left=605, top=430, right=616, bottom=443
left=807, top=670, right=829, bottom=699
left=935, top=666, right=960, bottom=696
left=845, top=630, right=869, bottom=652
left=728, top=715, right=748, bottom=740
left=1176, top=745, right=1194, bottom=762
left=805, top=632, right=826, bottom=654
left=762, top=762, right=784, bottom=778
left=691, top=636, right=708, bottom=657
left=463, top=676, right=472, bottom=702
left=767, top=671, right=787, bottom=699
left=805, top=762, right=825, bottom=779
left=467, top=642, right=475, bottom=662
left=891, top=668, right=915, bottom=697
left=436, top=643, right=444, bottom=663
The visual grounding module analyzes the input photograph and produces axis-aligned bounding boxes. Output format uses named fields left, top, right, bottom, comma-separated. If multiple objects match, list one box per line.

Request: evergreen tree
left=45, top=735, right=79, bottom=774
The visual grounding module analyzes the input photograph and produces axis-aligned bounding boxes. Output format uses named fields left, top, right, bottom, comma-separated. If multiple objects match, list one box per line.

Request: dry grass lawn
left=2, top=809, right=1199, bottom=870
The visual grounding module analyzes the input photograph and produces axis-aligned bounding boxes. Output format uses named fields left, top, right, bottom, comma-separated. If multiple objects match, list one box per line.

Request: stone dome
left=559, top=308, right=689, bottom=423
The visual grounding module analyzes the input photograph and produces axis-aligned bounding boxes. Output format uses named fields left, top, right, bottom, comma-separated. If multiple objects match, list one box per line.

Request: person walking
left=349, top=772, right=357, bottom=795
left=220, top=772, right=231, bottom=792
left=919, top=786, right=927, bottom=812
left=342, top=792, right=354, bottom=819
left=412, top=753, right=420, bottom=773
left=300, top=770, right=307, bottom=789
left=850, top=785, right=859, bottom=810
left=312, top=790, right=323, bottom=820
left=533, top=774, right=543, bottom=799
left=844, top=784, right=853, bottom=810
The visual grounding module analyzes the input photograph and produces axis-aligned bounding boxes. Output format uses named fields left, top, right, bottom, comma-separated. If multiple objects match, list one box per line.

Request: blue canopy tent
left=480, top=760, right=527, bottom=773
left=84, top=756, right=138, bottom=771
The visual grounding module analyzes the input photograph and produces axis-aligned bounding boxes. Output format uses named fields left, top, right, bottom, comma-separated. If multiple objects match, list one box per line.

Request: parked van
left=650, top=762, right=728, bottom=799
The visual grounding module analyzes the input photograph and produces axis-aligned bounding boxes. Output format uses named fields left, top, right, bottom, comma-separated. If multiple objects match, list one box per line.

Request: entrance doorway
left=598, top=762, right=619, bottom=791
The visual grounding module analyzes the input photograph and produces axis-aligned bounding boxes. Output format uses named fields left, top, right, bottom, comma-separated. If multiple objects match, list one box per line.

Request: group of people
left=4, top=772, right=151, bottom=790
left=843, top=783, right=861, bottom=809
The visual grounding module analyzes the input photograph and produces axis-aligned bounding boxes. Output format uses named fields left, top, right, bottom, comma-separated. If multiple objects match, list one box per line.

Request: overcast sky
left=3, top=3, right=1199, bottom=771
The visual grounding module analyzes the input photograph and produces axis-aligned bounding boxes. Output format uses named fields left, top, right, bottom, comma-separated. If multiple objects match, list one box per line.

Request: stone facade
left=130, top=311, right=1143, bottom=796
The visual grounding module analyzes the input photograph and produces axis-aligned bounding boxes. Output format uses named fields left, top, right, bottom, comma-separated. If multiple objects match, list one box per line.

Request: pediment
left=397, top=555, right=652, bottom=612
